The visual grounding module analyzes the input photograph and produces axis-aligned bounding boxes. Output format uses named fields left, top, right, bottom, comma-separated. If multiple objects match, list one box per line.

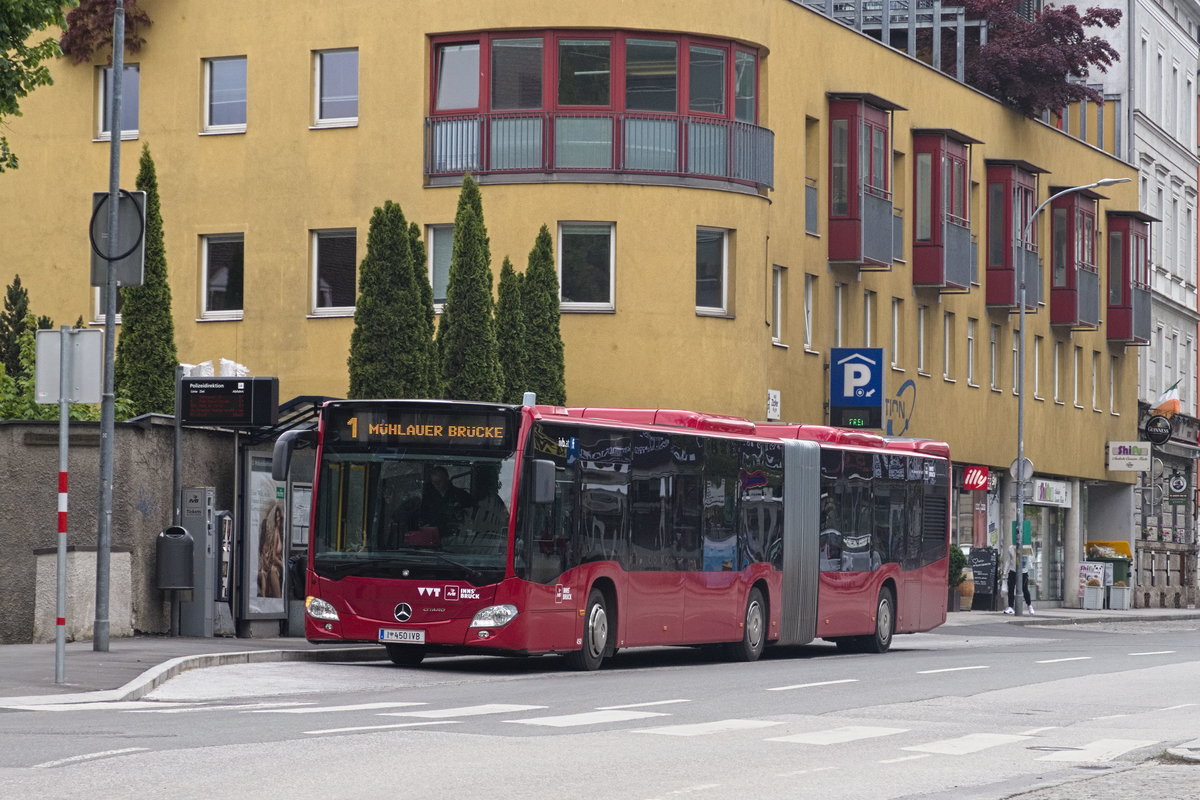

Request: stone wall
left=0, top=417, right=236, bottom=644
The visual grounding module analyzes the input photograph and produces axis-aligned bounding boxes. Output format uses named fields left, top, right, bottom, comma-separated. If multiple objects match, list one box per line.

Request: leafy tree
left=0, top=274, right=53, bottom=380
left=408, top=221, right=438, bottom=398
left=958, top=0, right=1121, bottom=116
left=0, top=1, right=69, bottom=172
left=495, top=257, right=527, bottom=404
left=114, top=144, right=178, bottom=416
left=59, top=0, right=152, bottom=64
left=520, top=225, right=566, bottom=406
left=437, top=176, right=501, bottom=401
left=347, top=201, right=428, bottom=399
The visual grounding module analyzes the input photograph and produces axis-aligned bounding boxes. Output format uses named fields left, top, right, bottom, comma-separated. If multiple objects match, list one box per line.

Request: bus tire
left=861, top=586, right=895, bottom=654
left=384, top=644, right=427, bottom=667
left=565, top=588, right=609, bottom=671
left=725, top=587, right=766, bottom=662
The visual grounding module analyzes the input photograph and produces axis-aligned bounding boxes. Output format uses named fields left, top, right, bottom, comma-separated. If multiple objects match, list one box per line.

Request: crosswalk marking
left=380, top=703, right=546, bottom=719
left=250, top=702, right=425, bottom=714
left=507, top=710, right=668, bottom=728
left=879, top=754, right=930, bottom=764
left=125, top=701, right=313, bottom=714
left=598, top=699, right=691, bottom=709
left=917, top=666, right=989, bottom=674
left=631, top=719, right=784, bottom=737
left=767, top=726, right=908, bottom=745
left=767, top=679, right=859, bottom=692
left=1035, top=738, right=1158, bottom=762
left=304, top=721, right=456, bottom=735
left=903, top=733, right=1030, bottom=755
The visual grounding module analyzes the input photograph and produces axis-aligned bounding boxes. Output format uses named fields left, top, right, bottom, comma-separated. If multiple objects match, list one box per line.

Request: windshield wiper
left=424, top=551, right=484, bottom=581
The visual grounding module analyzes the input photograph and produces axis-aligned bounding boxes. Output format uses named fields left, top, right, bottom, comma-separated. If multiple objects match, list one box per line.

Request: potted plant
left=948, top=546, right=967, bottom=612
left=1083, top=577, right=1105, bottom=610
left=1109, top=580, right=1131, bottom=610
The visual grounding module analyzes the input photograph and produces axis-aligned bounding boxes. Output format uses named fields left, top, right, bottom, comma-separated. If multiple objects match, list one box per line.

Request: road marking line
left=767, top=679, right=859, bottom=691
left=33, top=747, right=148, bottom=769
left=1092, top=714, right=1129, bottom=720
left=776, top=766, right=837, bottom=777
left=381, top=703, right=546, bottom=718
left=767, top=726, right=908, bottom=745
left=642, top=782, right=722, bottom=799
left=1159, top=704, right=1197, bottom=711
left=879, top=754, right=930, bottom=764
left=916, top=666, right=989, bottom=674
left=304, top=721, right=456, bottom=735
left=1035, top=738, right=1157, bottom=762
left=632, top=719, right=785, bottom=736
left=2, top=701, right=197, bottom=712
left=1129, top=651, right=1175, bottom=656
left=1020, top=727, right=1059, bottom=735
left=904, top=733, right=1031, bottom=755
left=251, top=702, right=425, bottom=714
left=600, top=699, right=691, bottom=709
left=1036, top=657, right=1092, bottom=663
left=507, top=710, right=668, bottom=727
left=126, top=701, right=313, bottom=713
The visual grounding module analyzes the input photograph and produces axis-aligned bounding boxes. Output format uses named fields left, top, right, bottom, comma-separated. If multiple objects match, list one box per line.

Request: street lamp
left=1013, top=177, right=1130, bottom=616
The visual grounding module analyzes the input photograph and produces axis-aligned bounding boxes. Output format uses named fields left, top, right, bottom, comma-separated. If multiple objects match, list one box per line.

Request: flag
left=1151, top=380, right=1182, bottom=419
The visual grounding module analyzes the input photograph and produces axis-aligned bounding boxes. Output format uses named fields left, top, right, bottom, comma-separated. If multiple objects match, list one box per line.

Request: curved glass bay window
left=426, top=31, right=772, bottom=190
left=1049, top=188, right=1100, bottom=329
left=1106, top=211, right=1153, bottom=345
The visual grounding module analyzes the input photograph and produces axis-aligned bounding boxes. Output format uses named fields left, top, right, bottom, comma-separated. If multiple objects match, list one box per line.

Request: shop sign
left=1168, top=471, right=1189, bottom=505
left=1029, top=478, right=1071, bottom=507
left=1107, top=441, right=1151, bottom=471
left=1145, top=415, right=1173, bottom=445
left=961, top=465, right=989, bottom=491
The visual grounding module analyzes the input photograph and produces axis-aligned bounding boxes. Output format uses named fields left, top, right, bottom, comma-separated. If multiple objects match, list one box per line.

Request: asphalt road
left=1, top=619, right=1198, bottom=799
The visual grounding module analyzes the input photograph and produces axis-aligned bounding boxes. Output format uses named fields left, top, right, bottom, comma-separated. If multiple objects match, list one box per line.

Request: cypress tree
left=408, top=221, right=438, bottom=397
left=521, top=225, right=566, bottom=406
left=0, top=274, right=52, bottom=380
left=495, top=257, right=527, bottom=404
left=438, top=185, right=502, bottom=401
left=347, top=200, right=426, bottom=399
left=114, top=144, right=179, bottom=416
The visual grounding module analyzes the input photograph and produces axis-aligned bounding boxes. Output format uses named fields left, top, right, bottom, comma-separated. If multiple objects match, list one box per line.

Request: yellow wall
left=0, top=0, right=1140, bottom=481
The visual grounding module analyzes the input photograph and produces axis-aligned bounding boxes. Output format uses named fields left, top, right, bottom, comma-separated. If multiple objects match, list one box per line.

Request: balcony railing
left=863, top=189, right=894, bottom=265
left=426, top=112, right=774, bottom=189
left=1076, top=266, right=1100, bottom=328
left=1020, top=247, right=1041, bottom=309
left=1132, top=284, right=1151, bottom=342
left=944, top=217, right=973, bottom=288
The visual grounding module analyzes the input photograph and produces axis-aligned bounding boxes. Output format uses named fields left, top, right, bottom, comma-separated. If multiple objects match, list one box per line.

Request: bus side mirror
left=531, top=459, right=556, bottom=504
left=272, top=429, right=316, bottom=482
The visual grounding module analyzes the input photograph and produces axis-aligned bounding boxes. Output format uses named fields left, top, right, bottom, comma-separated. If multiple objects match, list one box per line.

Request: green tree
left=408, top=221, right=438, bottom=397
left=495, top=257, right=527, bottom=404
left=521, top=225, right=566, bottom=406
left=0, top=1, right=69, bottom=172
left=114, top=144, right=178, bottom=416
left=0, top=274, right=52, bottom=380
left=347, top=200, right=428, bottom=399
left=437, top=176, right=501, bottom=401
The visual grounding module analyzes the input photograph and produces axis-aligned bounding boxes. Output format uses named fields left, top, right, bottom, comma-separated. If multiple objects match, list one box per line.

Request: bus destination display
left=326, top=406, right=513, bottom=450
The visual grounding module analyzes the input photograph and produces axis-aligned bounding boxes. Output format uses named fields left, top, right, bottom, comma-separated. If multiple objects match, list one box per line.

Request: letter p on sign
left=845, top=364, right=871, bottom=397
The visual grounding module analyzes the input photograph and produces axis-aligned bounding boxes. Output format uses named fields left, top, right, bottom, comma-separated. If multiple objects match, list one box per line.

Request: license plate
left=379, top=628, right=425, bottom=644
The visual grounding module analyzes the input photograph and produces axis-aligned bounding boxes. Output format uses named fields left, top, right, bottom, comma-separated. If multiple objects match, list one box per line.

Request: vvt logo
left=417, top=586, right=441, bottom=598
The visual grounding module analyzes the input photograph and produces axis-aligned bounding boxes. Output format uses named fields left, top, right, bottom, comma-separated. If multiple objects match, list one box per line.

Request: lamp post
left=1013, top=176, right=1130, bottom=616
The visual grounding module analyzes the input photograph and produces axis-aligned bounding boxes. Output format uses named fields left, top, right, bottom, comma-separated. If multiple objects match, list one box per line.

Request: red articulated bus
left=273, top=398, right=951, bottom=670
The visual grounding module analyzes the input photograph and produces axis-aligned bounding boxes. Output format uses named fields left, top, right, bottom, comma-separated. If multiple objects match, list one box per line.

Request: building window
left=1109, top=355, right=1118, bottom=414
left=1053, top=341, right=1062, bottom=403
left=312, top=230, right=356, bottom=314
left=989, top=324, right=999, bottom=390
left=771, top=265, right=785, bottom=344
left=202, top=234, right=245, bottom=318
left=559, top=222, right=615, bottom=311
left=828, top=96, right=896, bottom=267
left=435, top=42, right=480, bottom=110
left=833, top=283, right=844, bottom=347
left=1091, top=350, right=1100, bottom=411
left=204, top=56, right=247, bottom=132
left=696, top=227, right=728, bottom=314
left=427, top=225, right=453, bottom=308
left=803, top=274, right=815, bottom=350
left=916, top=304, right=928, bottom=373
left=1012, top=330, right=1020, bottom=394
left=943, top=311, right=955, bottom=380
left=985, top=162, right=1038, bottom=308
left=314, top=49, right=358, bottom=126
left=966, top=318, right=977, bottom=386
left=863, top=290, right=875, bottom=346
left=92, top=287, right=124, bottom=324
left=98, top=64, right=139, bottom=139
left=1073, top=346, right=1082, bottom=407
left=890, top=298, right=902, bottom=369
left=1033, top=335, right=1043, bottom=399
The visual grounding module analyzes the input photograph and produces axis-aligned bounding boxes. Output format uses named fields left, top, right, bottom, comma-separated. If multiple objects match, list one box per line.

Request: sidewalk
left=2, top=605, right=1199, bottom=708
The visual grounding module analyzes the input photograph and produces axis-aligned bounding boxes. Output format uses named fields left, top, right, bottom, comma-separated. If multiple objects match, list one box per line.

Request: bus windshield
left=314, top=451, right=517, bottom=585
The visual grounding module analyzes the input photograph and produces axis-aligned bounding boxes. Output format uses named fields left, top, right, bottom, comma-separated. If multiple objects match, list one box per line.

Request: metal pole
left=174, top=365, right=183, bottom=525
left=56, top=327, right=71, bottom=682
left=1014, top=178, right=1128, bottom=617
left=95, top=0, right=126, bottom=652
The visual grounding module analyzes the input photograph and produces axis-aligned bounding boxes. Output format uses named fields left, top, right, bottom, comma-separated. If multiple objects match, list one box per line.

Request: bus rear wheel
left=384, top=644, right=427, bottom=667
left=861, top=586, right=895, bottom=654
left=725, top=587, right=766, bottom=662
left=565, top=588, right=609, bottom=671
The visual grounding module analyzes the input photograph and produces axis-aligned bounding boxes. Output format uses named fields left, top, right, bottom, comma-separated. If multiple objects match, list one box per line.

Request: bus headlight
left=305, top=596, right=340, bottom=621
left=469, top=604, right=518, bottom=628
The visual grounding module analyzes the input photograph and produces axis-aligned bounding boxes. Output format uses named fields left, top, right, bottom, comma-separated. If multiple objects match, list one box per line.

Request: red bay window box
left=1106, top=210, right=1154, bottom=345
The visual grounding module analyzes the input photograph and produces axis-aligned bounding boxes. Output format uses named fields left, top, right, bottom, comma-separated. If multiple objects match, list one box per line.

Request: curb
left=0, top=646, right=382, bottom=707
left=1166, top=739, right=1200, bottom=763
left=1007, top=611, right=1200, bottom=627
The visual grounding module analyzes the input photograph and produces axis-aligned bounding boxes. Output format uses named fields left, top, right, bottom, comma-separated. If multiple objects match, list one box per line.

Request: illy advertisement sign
left=1144, top=415, right=1173, bottom=445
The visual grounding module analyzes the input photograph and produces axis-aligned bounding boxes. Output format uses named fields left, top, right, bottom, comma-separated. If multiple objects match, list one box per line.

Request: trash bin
left=156, top=525, right=194, bottom=590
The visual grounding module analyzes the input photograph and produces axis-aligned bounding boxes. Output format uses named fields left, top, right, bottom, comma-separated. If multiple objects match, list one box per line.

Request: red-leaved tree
left=959, top=0, right=1121, bottom=116
left=60, top=0, right=152, bottom=65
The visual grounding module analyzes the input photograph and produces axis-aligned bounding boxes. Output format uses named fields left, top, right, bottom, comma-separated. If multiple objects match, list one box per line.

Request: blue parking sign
left=830, top=348, right=884, bottom=429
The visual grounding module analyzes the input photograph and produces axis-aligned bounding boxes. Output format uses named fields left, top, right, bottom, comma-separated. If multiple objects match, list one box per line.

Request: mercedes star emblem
left=394, top=603, right=413, bottom=622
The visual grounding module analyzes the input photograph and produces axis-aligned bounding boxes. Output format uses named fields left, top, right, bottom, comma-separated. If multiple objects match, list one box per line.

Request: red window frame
left=829, top=98, right=893, bottom=221
left=912, top=133, right=970, bottom=246
left=985, top=163, right=1039, bottom=270
left=1050, top=192, right=1098, bottom=289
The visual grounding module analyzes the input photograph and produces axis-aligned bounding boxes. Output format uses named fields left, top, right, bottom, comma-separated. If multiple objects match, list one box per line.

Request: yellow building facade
left=2, top=1, right=1147, bottom=602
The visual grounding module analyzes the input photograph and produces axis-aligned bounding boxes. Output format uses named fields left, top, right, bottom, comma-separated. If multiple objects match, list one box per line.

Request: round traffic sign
left=1009, top=457, right=1033, bottom=482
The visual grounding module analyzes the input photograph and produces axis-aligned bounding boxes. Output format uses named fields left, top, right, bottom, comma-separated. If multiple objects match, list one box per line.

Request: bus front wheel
left=725, top=587, right=766, bottom=662
left=384, top=644, right=427, bottom=667
left=861, top=586, right=895, bottom=654
left=565, top=588, right=609, bottom=671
